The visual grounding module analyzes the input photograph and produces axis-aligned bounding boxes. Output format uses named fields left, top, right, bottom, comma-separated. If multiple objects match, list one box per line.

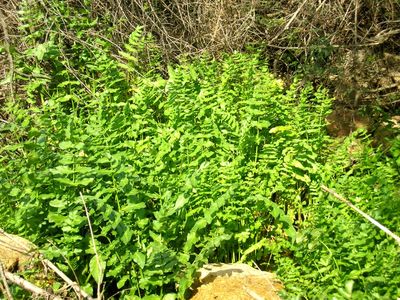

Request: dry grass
left=89, top=0, right=259, bottom=61
left=0, top=0, right=20, bottom=105
left=256, top=0, right=400, bottom=108
left=1, top=0, right=399, bottom=107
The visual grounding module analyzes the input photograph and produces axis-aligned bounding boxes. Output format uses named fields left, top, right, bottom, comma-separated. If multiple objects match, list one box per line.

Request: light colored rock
left=190, top=263, right=282, bottom=300
left=0, top=230, right=36, bottom=271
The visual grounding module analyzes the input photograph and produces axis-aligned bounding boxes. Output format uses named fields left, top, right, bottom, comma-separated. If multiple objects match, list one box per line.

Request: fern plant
left=0, top=13, right=333, bottom=297
left=278, top=131, right=400, bottom=299
left=3, top=1, right=399, bottom=299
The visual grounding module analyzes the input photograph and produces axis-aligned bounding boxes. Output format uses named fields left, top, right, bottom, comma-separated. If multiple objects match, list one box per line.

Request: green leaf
left=49, top=199, right=67, bottom=208
left=76, top=177, right=94, bottom=186
left=58, top=95, right=79, bottom=103
left=33, top=43, right=47, bottom=60
left=284, top=224, right=296, bottom=240
left=121, top=228, right=134, bottom=245
left=292, top=160, right=305, bottom=170
left=117, top=275, right=130, bottom=289
left=269, top=125, right=292, bottom=134
left=10, top=188, right=20, bottom=197
left=53, top=177, right=94, bottom=186
left=174, top=194, right=188, bottom=210
left=119, top=51, right=138, bottom=62
left=133, top=252, right=146, bottom=269
left=120, top=202, right=146, bottom=213
left=254, top=120, right=271, bottom=129
left=50, top=165, right=74, bottom=175
left=47, top=212, right=67, bottom=224
left=59, top=141, right=74, bottom=149
left=89, top=255, right=106, bottom=284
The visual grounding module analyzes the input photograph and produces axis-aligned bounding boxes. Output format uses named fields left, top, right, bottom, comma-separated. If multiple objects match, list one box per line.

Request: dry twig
left=42, top=259, right=94, bottom=300
left=80, top=192, right=104, bottom=300
left=4, top=271, right=62, bottom=300
left=0, top=263, right=13, bottom=300
left=322, top=185, right=400, bottom=246
left=270, top=0, right=308, bottom=44
left=0, top=8, right=15, bottom=100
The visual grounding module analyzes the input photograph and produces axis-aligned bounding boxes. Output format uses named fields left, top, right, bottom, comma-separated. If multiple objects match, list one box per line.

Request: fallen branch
left=368, top=84, right=398, bottom=93
left=321, top=185, right=400, bottom=246
left=0, top=228, right=94, bottom=299
left=4, top=271, right=62, bottom=300
left=0, top=263, right=13, bottom=300
left=42, top=259, right=94, bottom=300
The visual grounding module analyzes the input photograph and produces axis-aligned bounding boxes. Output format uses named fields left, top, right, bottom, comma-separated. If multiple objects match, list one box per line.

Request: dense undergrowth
left=0, top=1, right=399, bottom=299
left=279, top=134, right=400, bottom=299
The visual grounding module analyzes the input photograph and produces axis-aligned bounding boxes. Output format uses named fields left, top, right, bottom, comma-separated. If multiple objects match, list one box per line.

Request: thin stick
left=4, top=271, right=62, bottom=300
left=354, top=0, right=359, bottom=44
left=0, top=8, right=15, bottom=100
left=283, top=0, right=309, bottom=32
left=80, top=192, right=103, bottom=300
left=270, top=0, right=308, bottom=43
left=321, top=185, right=400, bottom=246
left=0, top=263, right=13, bottom=300
left=46, top=239, right=80, bottom=290
left=42, top=259, right=94, bottom=300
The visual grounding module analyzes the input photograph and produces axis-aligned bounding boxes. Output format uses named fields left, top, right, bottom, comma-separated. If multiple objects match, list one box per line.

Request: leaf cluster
left=279, top=132, right=400, bottom=299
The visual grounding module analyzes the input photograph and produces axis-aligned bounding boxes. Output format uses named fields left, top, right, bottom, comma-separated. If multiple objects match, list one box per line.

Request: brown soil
left=326, top=108, right=372, bottom=137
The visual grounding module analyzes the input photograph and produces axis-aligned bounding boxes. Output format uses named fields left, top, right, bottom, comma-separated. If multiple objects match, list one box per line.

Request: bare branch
left=0, top=264, right=13, bottom=300
left=4, top=271, right=62, bottom=300
left=270, top=0, right=309, bottom=44
left=80, top=192, right=104, bottom=300
left=322, top=185, right=400, bottom=246
left=42, top=259, right=94, bottom=300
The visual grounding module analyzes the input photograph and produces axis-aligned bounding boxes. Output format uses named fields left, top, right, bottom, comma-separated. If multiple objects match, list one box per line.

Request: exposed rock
left=190, top=263, right=282, bottom=300
left=0, top=229, right=36, bottom=271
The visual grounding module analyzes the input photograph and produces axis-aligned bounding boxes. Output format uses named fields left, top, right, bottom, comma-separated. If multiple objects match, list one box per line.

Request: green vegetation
left=0, top=0, right=399, bottom=299
left=280, top=134, right=400, bottom=299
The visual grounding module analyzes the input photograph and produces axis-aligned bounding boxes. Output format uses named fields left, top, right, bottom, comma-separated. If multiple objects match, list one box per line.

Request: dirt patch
left=190, top=263, right=282, bottom=300
left=326, top=108, right=373, bottom=137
